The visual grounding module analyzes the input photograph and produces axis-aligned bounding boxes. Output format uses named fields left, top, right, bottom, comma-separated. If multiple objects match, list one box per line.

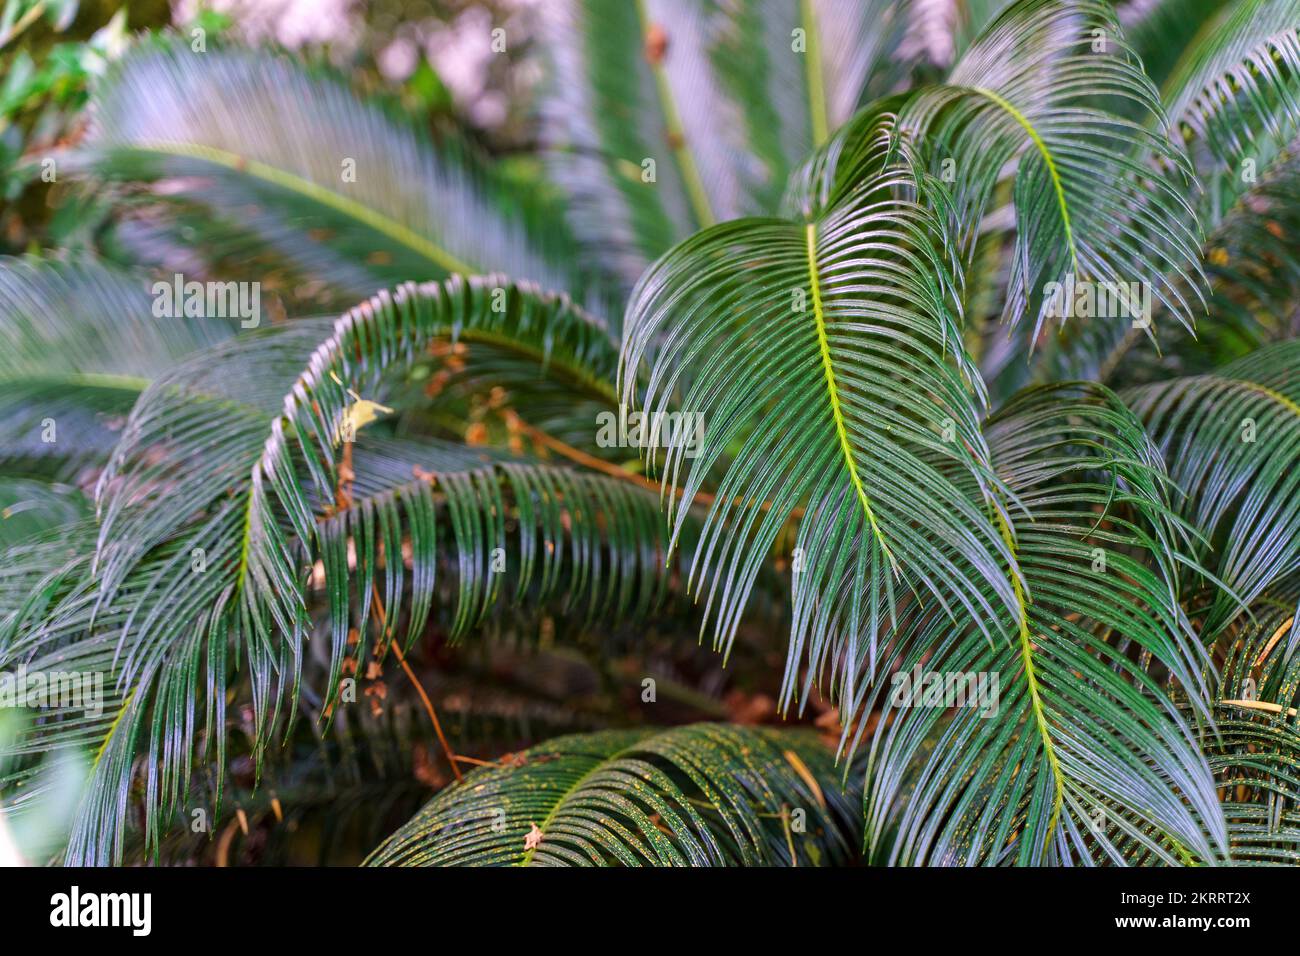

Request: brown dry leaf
left=412, top=743, right=448, bottom=789
left=723, top=689, right=775, bottom=724
left=1254, top=616, right=1295, bottom=668
left=813, top=707, right=841, bottom=731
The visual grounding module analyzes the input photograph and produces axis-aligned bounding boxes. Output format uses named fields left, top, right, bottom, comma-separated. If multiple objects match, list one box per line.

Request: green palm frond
left=0, top=478, right=88, bottom=547
left=858, top=383, right=1224, bottom=865
left=366, top=724, right=860, bottom=866
left=1142, top=145, right=1300, bottom=379
left=621, top=112, right=1023, bottom=725
left=1052, top=145, right=1300, bottom=387
left=1124, top=341, right=1300, bottom=634
left=5, top=276, right=698, bottom=863
left=5, top=0, right=1300, bottom=872
left=1162, top=0, right=1300, bottom=184
left=899, top=0, right=1208, bottom=339
left=540, top=0, right=911, bottom=286
left=75, top=41, right=589, bottom=305
left=1029, top=0, right=1300, bottom=390
left=0, top=255, right=234, bottom=476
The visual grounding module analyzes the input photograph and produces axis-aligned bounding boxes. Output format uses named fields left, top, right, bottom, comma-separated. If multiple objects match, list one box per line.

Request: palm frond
left=4, top=276, right=697, bottom=863
left=899, top=0, right=1208, bottom=339
left=366, top=723, right=860, bottom=866
left=858, top=382, right=1225, bottom=865
left=76, top=41, right=588, bottom=305
left=1047, top=143, right=1300, bottom=387
left=0, top=255, right=234, bottom=476
left=1043, top=1, right=1300, bottom=388
left=621, top=111, right=1023, bottom=727
left=1162, top=0, right=1300, bottom=184
left=1124, top=341, right=1300, bottom=633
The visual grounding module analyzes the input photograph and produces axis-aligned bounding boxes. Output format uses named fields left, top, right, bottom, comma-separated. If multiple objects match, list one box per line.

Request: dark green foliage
left=2, top=0, right=1299, bottom=868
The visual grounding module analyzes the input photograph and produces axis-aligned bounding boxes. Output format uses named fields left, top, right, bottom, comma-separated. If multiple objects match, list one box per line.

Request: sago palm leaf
left=1147, top=145, right=1300, bottom=379
left=75, top=41, right=587, bottom=305
left=366, top=723, right=860, bottom=866
left=1055, top=145, right=1300, bottom=387
left=899, top=0, right=1208, bottom=339
left=620, top=111, right=1022, bottom=725
left=0, top=255, right=234, bottom=476
left=540, top=0, right=912, bottom=286
left=1124, top=341, right=1300, bottom=634
left=7, top=277, right=693, bottom=863
left=1161, top=0, right=1300, bottom=183
left=1033, top=0, right=1300, bottom=389
left=857, top=383, right=1225, bottom=865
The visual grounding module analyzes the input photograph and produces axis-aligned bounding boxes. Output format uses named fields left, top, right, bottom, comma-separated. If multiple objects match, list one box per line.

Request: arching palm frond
left=1162, top=0, right=1300, bottom=191
left=366, top=724, right=860, bottom=866
left=900, top=0, right=1207, bottom=340
left=858, top=383, right=1224, bottom=865
left=0, top=476, right=87, bottom=541
left=621, top=111, right=1022, bottom=729
left=540, top=0, right=912, bottom=287
left=1054, top=145, right=1300, bottom=387
left=0, top=255, right=234, bottom=477
left=75, top=41, right=589, bottom=307
left=1124, top=341, right=1300, bottom=635
left=1150, top=145, right=1300, bottom=380
left=1033, top=1, right=1300, bottom=390
left=4, top=276, right=702, bottom=864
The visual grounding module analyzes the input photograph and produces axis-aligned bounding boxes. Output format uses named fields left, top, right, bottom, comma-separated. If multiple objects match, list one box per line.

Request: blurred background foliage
left=1, top=0, right=554, bottom=258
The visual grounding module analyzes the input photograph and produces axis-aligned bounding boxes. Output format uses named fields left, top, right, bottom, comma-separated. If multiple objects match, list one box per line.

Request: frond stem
left=372, top=585, right=462, bottom=782
left=805, top=221, right=896, bottom=570
left=994, top=509, right=1063, bottom=851
left=800, top=0, right=830, bottom=146
left=634, top=0, right=715, bottom=229
left=124, top=142, right=477, bottom=276
left=969, top=87, right=1078, bottom=275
